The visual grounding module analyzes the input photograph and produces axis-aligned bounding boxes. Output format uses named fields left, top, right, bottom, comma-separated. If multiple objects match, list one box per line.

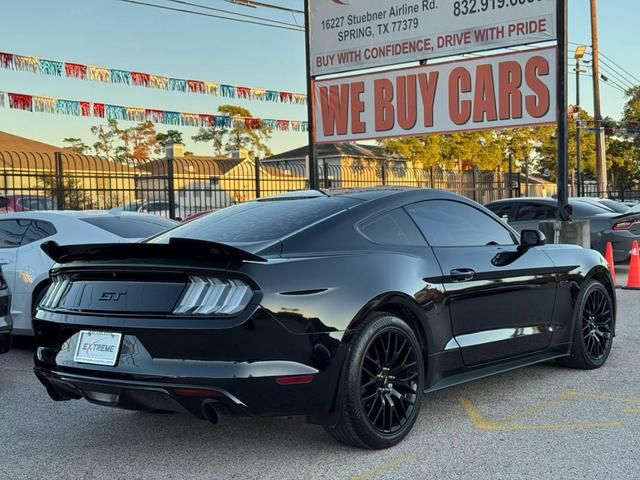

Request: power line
left=569, top=41, right=639, bottom=89
left=580, top=73, right=626, bottom=94
left=111, top=0, right=304, bottom=32
left=223, top=0, right=304, bottom=14
left=600, top=51, right=640, bottom=85
left=164, top=0, right=301, bottom=28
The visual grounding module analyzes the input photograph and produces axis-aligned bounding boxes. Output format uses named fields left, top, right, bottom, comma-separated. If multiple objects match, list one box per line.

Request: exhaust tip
left=201, top=400, right=219, bottom=424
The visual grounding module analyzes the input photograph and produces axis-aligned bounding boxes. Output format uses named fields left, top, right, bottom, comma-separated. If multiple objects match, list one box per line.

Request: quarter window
left=0, top=219, right=30, bottom=248
left=21, top=221, right=57, bottom=246
left=358, top=209, right=426, bottom=246
left=405, top=200, right=515, bottom=247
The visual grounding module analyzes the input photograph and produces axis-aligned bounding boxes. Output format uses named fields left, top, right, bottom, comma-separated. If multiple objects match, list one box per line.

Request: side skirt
left=424, top=351, right=569, bottom=394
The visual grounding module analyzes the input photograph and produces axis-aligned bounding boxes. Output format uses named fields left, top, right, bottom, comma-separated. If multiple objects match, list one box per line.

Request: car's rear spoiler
left=41, top=238, right=266, bottom=264
left=614, top=211, right=640, bottom=221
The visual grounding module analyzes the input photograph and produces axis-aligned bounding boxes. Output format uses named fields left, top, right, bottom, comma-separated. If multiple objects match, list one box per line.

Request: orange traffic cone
left=605, top=242, right=617, bottom=287
left=624, top=240, right=640, bottom=290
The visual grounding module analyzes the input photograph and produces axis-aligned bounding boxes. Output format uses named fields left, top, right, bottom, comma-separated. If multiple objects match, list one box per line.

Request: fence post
left=322, top=160, right=329, bottom=189
left=429, top=167, right=435, bottom=189
left=471, top=167, right=478, bottom=202
left=381, top=162, right=387, bottom=186
left=54, top=152, right=65, bottom=210
left=254, top=158, right=261, bottom=198
left=167, top=156, right=176, bottom=220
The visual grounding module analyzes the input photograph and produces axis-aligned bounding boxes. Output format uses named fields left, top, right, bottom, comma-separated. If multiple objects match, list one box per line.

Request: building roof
left=141, top=156, right=242, bottom=176
left=0, top=130, right=137, bottom=173
left=264, top=143, right=388, bottom=163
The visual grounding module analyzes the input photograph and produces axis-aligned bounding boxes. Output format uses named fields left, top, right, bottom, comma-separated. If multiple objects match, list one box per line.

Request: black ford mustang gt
left=33, top=188, right=616, bottom=449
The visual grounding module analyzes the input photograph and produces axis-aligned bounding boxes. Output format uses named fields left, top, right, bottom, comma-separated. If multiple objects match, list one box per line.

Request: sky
left=0, top=0, right=638, bottom=157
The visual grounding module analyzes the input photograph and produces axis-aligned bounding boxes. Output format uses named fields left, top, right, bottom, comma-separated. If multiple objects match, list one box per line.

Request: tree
left=62, top=137, right=90, bottom=155
left=38, top=175, right=90, bottom=210
left=156, top=130, right=184, bottom=148
left=129, top=121, right=160, bottom=164
left=192, top=105, right=272, bottom=157
left=91, top=120, right=160, bottom=164
left=380, top=136, right=443, bottom=169
left=192, top=126, right=226, bottom=156
left=91, top=119, right=120, bottom=161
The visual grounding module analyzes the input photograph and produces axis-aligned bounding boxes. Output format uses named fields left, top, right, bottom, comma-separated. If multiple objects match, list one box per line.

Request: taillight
left=173, top=276, right=253, bottom=316
left=40, top=275, right=71, bottom=309
left=613, top=219, right=640, bottom=231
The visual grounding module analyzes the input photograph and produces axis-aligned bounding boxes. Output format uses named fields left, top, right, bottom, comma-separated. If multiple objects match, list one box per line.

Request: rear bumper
left=602, top=231, right=640, bottom=263
left=0, top=329, right=11, bottom=354
left=34, top=364, right=329, bottom=419
left=32, top=309, right=345, bottom=419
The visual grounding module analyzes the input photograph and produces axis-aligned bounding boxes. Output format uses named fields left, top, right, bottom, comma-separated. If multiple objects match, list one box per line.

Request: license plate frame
left=73, top=331, right=123, bottom=367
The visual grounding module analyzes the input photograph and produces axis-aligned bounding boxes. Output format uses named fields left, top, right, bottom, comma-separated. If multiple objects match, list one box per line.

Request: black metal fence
left=0, top=151, right=520, bottom=219
left=581, top=184, right=640, bottom=203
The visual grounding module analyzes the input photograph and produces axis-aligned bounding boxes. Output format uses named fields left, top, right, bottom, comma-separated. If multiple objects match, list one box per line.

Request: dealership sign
left=311, top=0, right=557, bottom=75
left=313, top=47, right=556, bottom=144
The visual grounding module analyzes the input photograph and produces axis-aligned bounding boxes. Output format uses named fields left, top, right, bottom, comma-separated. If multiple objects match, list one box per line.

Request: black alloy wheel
left=324, top=312, right=425, bottom=449
left=360, top=328, right=420, bottom=435
left=581, top=287, right=613, bottom=361
left=559, top=280, right=614, bottom=370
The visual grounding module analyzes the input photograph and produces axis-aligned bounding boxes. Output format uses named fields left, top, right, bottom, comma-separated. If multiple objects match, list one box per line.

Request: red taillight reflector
left=174, top=388, right=221, bottom=397
left=613, top=219, right=640, bottom=231
left=275, top=375, right=314, bottom=385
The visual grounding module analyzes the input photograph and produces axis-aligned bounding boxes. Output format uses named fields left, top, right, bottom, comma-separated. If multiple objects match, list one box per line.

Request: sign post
left=305, top=0, right=319, bottom=190
left=556, top=0, right=570, bottom=226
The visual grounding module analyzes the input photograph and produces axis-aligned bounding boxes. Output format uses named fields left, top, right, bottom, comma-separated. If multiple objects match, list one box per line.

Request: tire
left=558, top=280, right=614, bottom=370
left=324, top=312, right=425, bottom=449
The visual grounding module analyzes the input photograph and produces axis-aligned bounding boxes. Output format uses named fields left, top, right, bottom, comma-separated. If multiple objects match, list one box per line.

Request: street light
left=574, top=45, right=587, bottom=196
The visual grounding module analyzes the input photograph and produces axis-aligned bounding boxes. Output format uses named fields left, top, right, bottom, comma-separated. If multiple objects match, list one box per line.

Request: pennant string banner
left=0, top=91, right=308, bottom=133
left=0, top=51, right=306, bottom=105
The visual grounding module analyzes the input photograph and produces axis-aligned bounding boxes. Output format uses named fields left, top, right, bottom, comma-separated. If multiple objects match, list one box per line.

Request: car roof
left=263, top=187, right=469, bottom=204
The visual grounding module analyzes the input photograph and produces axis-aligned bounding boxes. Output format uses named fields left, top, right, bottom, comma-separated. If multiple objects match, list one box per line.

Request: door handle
left=450, top=269, right=476, bottom=282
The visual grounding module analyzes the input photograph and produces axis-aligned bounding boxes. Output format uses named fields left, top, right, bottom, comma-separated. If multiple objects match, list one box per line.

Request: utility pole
left=304, top=0, right=319, bottom=190
left=574, top=45, right=587, bottom=197
left=590, top=0, right=607, bottom=196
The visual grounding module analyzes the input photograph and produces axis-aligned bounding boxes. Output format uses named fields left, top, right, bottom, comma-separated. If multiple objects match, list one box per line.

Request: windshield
left=148, top=197, right=360, bottom=244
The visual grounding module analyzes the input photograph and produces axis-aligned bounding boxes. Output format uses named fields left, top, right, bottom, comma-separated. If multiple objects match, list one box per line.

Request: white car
left=0, top=211, right=177, bottom=335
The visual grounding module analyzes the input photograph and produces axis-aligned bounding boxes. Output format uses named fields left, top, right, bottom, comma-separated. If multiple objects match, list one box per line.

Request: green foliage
left=62, top=138, right=90, bottom=154
left=192, top=105, right=272, bottom=157
left=38, top=175, right=90, bottom=210
left=156, top=130, right=184, bottom=148
left=90, top=119, right=159, bottom=164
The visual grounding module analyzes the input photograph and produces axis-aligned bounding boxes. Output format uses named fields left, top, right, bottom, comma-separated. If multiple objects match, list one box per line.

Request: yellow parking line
left=459, top=397, right=622, bottom=431
left=350, top=453, right=419, bottom=480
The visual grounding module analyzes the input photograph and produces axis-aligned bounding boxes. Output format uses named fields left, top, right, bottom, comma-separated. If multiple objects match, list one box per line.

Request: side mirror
left=520, top=230, right=546, bottom=250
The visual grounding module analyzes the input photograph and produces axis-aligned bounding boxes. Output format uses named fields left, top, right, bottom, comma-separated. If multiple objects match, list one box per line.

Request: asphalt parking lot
left=2, top=272, right=638, bottom=480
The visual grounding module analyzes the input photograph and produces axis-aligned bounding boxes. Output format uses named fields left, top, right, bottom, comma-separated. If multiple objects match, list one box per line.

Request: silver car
left=0, top=211, right=176, bottom=335
left=0, top=267, right=11, bottom=354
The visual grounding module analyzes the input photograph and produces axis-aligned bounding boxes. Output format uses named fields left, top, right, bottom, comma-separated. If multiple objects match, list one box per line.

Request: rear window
left=149, top=197, right=359, bottom=244
left=81, top=216, right=176, bottom=239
